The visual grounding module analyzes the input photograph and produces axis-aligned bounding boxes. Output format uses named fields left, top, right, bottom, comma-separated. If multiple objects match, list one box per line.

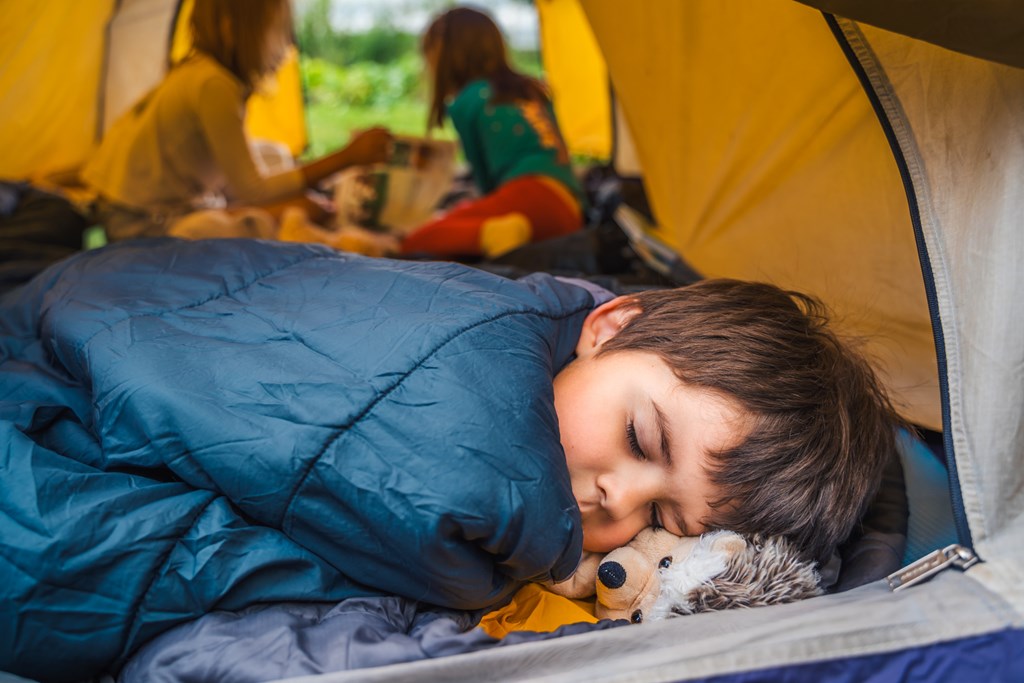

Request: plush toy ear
left=544, top=550, right=604, bottom=599
left=708, top=531, right=747, bottom=558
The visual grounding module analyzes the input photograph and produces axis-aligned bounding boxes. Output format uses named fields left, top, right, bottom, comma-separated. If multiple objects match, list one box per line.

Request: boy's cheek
left=581, top=517, right=646, bottom=554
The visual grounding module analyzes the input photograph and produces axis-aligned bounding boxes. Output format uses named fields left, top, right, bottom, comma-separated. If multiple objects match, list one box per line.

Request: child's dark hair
left=422, top=6, right=550, bottom=129
left=598, top=279, right=904, bottom=565
left=190, top=0, right=293, bottom=93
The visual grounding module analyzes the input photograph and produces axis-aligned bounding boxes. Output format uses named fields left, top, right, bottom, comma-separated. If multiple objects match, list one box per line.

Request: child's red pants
left=400, top=175, right=582, bottom=258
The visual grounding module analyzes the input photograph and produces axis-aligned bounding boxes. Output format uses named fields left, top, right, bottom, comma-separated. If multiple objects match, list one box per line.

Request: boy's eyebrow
left=652, top=401, right=674, bottom=469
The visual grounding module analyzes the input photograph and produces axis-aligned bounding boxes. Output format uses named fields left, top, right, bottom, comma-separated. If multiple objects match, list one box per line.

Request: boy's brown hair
left=599, top=279, right=903, bottom=565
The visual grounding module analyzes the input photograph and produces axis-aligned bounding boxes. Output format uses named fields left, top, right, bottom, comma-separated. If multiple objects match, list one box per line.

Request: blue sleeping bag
left=0, top=238, right=595, bottom=682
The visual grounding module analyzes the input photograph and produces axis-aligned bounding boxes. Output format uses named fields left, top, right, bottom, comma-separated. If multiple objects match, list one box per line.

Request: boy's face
left=553, top=298, right=749, bottom=552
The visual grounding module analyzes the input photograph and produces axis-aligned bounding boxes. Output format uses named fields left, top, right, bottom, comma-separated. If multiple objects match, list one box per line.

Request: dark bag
left=0, top=182, right=88, bottom=291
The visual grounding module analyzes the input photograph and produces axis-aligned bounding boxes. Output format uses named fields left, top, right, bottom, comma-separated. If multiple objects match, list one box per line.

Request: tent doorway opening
left=292, top=0, right=545, bottom=163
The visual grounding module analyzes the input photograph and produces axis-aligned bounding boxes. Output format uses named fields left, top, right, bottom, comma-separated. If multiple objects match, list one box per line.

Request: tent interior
left=0, top=0, right=943, bottom=430
left=3, top=0, right=1024, bottom=681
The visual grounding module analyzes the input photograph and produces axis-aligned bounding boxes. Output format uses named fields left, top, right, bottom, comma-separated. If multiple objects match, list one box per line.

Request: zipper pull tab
left=887, top=544, right=979, bottom=592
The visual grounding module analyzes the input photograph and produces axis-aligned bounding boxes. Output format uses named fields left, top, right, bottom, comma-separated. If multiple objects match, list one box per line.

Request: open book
left=333, top=135, right=458, bottom=235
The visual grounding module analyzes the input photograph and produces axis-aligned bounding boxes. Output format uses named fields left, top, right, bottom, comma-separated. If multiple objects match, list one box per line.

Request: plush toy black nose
left=598, top=561, right=627, bottom=589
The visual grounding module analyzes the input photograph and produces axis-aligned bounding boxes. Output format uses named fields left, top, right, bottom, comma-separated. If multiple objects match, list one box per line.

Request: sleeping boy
left=0, top=238, right=899, bottom=681
left=557, top=279, right=899, bottom=567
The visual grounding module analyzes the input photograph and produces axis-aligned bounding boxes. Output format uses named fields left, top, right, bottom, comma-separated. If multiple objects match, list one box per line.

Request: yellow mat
left=478, top=583, right=599, bottom=639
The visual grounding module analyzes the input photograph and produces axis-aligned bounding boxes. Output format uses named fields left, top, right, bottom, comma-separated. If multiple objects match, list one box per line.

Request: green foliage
left=341, top=26, right=419, bottom=64
left=510, top=49, right=543, bottom=79
left=295, top=0, right=419, bottom=66
left=295, top=0, right=338, bottom=63
left=301, top=53, right=424, bottom=108
left=304, top=98, right=455, bottom=159
left=293, top=1, right=549, bottom=162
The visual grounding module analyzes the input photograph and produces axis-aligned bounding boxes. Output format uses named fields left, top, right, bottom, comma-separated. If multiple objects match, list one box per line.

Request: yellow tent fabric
left=0, top=0, right=306, bottom=183
left=571, top=0, right=938, bottom=430
left=244, top=48, right=307, bottom=157
left=1, top=2, right=114, bottom=180
left=535, top=0, right=611, bottom=160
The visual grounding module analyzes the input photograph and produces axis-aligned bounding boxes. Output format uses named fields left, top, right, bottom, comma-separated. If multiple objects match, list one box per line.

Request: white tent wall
left=101, top=0, right=182, bottom=136
left=841, top=18, right=1024, bottom=562
left=610, top=97, right=641, bottom=178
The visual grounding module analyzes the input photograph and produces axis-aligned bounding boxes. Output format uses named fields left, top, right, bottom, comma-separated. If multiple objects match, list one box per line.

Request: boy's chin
left=580, top=521, right=647, bottom=553
left=580, top=530, right=617, bottom=554
left=582, top=539, right=615, bottom=553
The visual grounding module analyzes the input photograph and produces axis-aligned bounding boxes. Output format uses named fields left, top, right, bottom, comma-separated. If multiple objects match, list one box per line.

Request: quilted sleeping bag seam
left=67, top=251, right=333, bottom=354
left=280, top=303, right=593, bottom=533
left=121, top=493, right=218, bottom=654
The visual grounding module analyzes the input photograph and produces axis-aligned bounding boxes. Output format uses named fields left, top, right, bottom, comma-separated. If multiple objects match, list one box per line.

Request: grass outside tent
left=298, top=47, right=543, bottom=162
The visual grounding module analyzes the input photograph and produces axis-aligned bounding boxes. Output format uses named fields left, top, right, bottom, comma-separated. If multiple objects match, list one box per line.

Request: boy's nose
left=599, top=467, right=658, bottom=520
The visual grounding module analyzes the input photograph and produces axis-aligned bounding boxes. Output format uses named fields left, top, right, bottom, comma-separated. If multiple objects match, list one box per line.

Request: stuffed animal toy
left=547, top=528, right=823, bottom=623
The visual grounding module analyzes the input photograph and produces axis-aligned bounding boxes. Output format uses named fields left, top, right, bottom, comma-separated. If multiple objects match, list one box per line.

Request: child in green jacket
left=401, top=6, right=585, bottom=259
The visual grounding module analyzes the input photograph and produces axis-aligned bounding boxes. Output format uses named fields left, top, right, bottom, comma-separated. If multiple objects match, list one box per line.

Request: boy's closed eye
left=626, top=418, right=665, bottom=529
left=626, top=418, right=646, bottom=461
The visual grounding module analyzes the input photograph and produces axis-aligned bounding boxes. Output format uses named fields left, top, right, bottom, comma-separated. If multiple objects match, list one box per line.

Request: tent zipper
left=886, top=544, right=978, bottom=592
left=822, top=12, right=975, bottom=553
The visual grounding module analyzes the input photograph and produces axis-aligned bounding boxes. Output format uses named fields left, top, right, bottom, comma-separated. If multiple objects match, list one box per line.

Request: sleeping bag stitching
left=279, top=304, right=593, bottom=533
left=63, top=252, right=337, bottom=469
left=120, top=493, right=218, bottom=660
left=68, top=251, right=334, bottom=354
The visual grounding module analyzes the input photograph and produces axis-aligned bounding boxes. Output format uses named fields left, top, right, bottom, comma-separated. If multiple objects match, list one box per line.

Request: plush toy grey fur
left=650, top=531, right=823, bottom=620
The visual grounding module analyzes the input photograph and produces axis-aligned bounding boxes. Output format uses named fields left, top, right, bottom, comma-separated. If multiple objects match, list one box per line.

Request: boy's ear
left=575, top=297, right=640, bottom=359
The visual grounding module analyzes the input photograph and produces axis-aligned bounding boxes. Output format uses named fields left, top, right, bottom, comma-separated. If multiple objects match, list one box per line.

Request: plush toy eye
left=658, top=555, right=673, bottom=569
left=631, top=609, right=643, bottom=623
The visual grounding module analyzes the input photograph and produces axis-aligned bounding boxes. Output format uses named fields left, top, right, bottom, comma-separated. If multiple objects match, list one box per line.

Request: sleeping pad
left=0, top=238, right=596, bottom=682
